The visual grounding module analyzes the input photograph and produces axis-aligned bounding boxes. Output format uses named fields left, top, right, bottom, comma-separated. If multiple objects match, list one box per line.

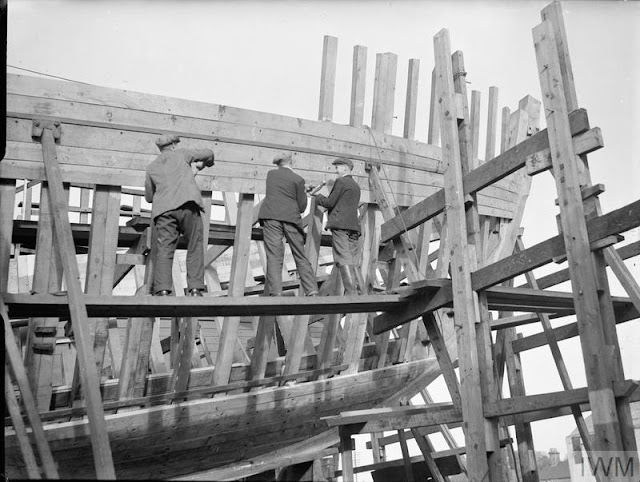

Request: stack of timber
left=3, top=2, right=639, bottom=480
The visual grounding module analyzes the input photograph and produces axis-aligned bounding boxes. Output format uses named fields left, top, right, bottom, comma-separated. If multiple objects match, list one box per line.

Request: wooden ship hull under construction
left=5, top=357, right=437, bottom=480
left=2, top=63, right=481, bottom=479
left=5, top=2, right=639, bottom=479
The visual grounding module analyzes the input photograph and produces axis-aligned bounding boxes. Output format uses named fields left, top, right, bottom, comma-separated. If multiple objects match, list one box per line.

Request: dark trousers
left=261, top=219, right=318, bottom=296
left=331, top=229, right=360, bottom=267
left=153, top=202, right=206, bottom=294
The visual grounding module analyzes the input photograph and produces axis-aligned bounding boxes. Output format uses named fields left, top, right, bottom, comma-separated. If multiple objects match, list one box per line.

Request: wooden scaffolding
left=2, top=1, right=639, bottom=481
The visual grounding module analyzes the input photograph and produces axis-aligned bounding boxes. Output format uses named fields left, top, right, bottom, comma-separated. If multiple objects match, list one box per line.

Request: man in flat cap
left=313, top=157, right=364, bottom=295
left=258, top=153, right=319, bottom=296
left=145, top=134, right=215, bottom=296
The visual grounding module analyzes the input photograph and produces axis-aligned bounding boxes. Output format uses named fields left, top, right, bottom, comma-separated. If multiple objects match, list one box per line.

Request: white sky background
left=8, top=0, right=640, bottom=465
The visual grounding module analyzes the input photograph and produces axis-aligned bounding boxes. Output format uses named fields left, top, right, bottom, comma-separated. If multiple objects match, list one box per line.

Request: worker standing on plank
left=258, top=152, right=319, bottom=297
left=145, top=134, right=214, bottom=297
left=312, top=157, right=364, bottom=295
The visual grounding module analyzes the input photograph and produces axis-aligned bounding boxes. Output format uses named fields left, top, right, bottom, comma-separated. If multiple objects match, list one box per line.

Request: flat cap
left=332, top=157, right=354, bottom=169
left=202, top=152, right=215, bottom=168
left=156, top=134, right=180, bottom=149
left=273, top=153, right=293, bottom=165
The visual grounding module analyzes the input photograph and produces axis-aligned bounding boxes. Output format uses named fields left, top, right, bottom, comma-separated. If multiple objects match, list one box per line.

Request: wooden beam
left=319, top=35, right=338, bottom=122
left=3, top=298, right=59, bottom=479
left=1, top=291, right=401, bottom=319
left=24, top=182, right=63, bottom=411
left=35, top=123, right=115, bottom=478
left=84, top=185, right=121, bottom=374
left=542, top=1, right=637, bottom=459
left=350, top=45, right=367, bottom=128
left=485, top=382, right=639, bottom=418
left=428, top=67, right=439, bottom=145
left=534, top=19, right=626, bottom=456
left=485, top=86, right=499, bottom=161
left=374, top=198, right=640, bottom=333
left=213, top=193, right=255, bottom=386
left=403, top=59, right=420, bottom=140
left=470, top=90, right=481, bottom=164
left=380, top=108, right=591, bottom=243
left=4, top=366, right=42, bottom=479
left=6, top=85, right=442, bottom=175
left=518, top=239, right=640, bottom=290
left=324, top=381, right=638, bottom=434
left=324, top=403, right=463, bottom=432
left=0, top=179, right=16, bottom=292
left=434, top=31, right=491, bottom=478
left=372, top=52, right=397, bottom=135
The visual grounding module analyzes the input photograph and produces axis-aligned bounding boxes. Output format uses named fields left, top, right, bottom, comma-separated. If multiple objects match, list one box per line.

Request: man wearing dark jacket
left=145, top=134, right=214, bottom=296
left=313, top=157, right=364, bottom=295
left=258, top=153, right=319, bottom=296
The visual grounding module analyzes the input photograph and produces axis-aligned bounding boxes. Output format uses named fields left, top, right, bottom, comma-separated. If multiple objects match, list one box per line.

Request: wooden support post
left=485, top=86, right=499, bottom=162
left=118, top=224, right=155, bottom=401
left=84, top=185, right=121, bottom=375
left=350, top=45, right=367, bottom=128
left=24, top=183, right=64, bottom=411
left=78, top=186, right=91, bottom=224
left=480, top=86, right=499, bottom=261
left=428, top=67, right=440, bottom=146
left=542, top=3, right=637, bottom=460
left=4, top=296, right=59, bottom=479
left=368, top=51, right=424, bottom=365
left=213, top=193, right=255, bottom=386
left=454, top=47, right=504, bottom=478
left=33, top=122, right=115, bottom=478
left=434, top=30, right=493, bottom=480
left=1, top=179, right=16, bottom=293
left=4, top=366, right=41, bottom=479
left=319, top=35, right=338, bottom=122
left=500, top=107, right=511, bottom=154
left=470, top=90, right=481, bottom=164
left=397, top=428, right=416, bottom=482
left=316, top=266, right=343, bottom=372
left=404, top=59, right=420, bottom=140
left=340, top=429, right=355, bottom=482
left=534, top=19, right=627, bottom=462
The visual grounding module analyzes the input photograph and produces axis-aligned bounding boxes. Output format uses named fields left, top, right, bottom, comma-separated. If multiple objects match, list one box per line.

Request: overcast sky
left=7, top=0, right=640, bottom=462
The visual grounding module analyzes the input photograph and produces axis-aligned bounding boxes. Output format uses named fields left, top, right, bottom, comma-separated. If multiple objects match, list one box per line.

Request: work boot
left=155, top=290, right=171, bottom=296
left=339, top=265, right=356, bottom=296
left=188, top=288, right=204, bottom=297
left=350, top=265, right=366, bottom=295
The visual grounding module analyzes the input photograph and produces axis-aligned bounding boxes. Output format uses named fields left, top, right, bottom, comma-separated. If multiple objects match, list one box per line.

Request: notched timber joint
left=32, top=119, right=62, bottom=141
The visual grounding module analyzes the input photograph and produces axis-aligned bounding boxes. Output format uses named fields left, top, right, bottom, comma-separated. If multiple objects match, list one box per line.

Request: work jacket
left=315, top=175, right=361, bottom=232
left=145, top=148, right=214, bottom=220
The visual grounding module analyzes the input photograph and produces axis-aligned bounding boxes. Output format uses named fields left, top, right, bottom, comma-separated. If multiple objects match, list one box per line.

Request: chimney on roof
left=549, top=448, right=560, bottom=467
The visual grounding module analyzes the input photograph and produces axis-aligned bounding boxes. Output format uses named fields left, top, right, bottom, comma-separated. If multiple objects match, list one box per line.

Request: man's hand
left=307, top=181, right=326, bottom=196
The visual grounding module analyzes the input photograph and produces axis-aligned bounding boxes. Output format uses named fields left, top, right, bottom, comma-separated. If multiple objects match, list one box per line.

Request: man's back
left=259, top=167, right=307, bottom=228
left=145, top=148, right=211, bottom=220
